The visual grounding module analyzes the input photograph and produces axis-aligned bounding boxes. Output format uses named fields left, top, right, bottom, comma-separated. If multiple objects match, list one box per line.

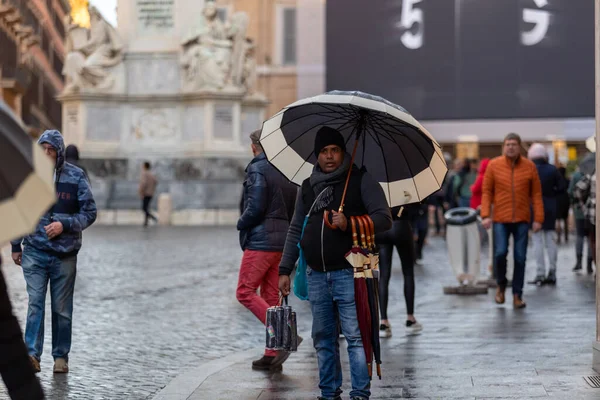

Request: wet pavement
left=1, top=228, right=598, bottom=399
left=0, top=226, right=311, bottom=400
left=160, top=233, right=598, bottom=400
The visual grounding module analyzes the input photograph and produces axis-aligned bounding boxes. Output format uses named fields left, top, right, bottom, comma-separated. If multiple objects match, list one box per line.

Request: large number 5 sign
left=521, top=0, right=550, bottom=46
left=399, top=0, right=424, bottom=49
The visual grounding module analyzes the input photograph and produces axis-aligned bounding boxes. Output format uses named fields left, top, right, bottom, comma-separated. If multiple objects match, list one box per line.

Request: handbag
left=293, top=216, right=310, bottom=300
left=293, top=187, right=330, bottom=301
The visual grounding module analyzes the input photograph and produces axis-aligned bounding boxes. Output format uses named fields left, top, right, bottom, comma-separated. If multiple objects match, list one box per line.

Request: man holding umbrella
left=279, top=127, right=392, bottom=400
left=11, top=130, right=97, bottom=374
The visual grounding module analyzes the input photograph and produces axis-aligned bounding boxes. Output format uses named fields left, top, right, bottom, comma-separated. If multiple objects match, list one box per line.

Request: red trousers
left=236, top=250, right=282, bottom=356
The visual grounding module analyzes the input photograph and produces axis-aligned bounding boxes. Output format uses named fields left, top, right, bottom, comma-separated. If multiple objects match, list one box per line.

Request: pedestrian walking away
left=65, top=144, right=89, bottom=183
left=278, top=127, right=392, bottom=400
left=10, top=130, right=97, bottom=374
left=569, top=167, right=593, bottom=273
left=139, top=161, right=158, bottom=226
left=412, top=202, right=429, bottom=264
left=480, top=133, right=544, bottom=309
left=453, top=159, right=477, bottom=208
left=236, top=130, right=298, bottom=371
left=555, top=166, right=570, bottom=244
left=573, top=169, right=596, bottom=275
left=526, top=143, right=565, bottom=286
left=469, top=158, right=490, bottom=210
left=376, top=206, right=422, bottom=339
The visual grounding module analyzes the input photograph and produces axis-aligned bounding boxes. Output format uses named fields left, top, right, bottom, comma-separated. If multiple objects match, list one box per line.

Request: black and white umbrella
left=0, top=101, right=54, bottom=245
left=259, top=91, right=447, bottom=208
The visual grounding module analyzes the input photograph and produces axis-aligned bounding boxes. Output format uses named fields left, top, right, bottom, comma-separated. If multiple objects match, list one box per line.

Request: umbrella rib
left=365, top=119, right=423, bottom=202
left=268, top=114, right=349, bottom=159
left=368, top=116, right=436, bottom=168
left=261, top=105, right=353, bottom=140
left=370, top=118, right=444, bottom=196
left=364, top=123, right=393, bottom=206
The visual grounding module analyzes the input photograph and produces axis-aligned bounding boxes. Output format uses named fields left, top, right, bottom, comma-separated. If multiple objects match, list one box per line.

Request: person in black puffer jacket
left=236, top=130, right=297, bottom=371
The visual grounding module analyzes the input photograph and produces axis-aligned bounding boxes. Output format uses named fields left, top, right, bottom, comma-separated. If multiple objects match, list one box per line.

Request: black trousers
left=142, top=196, right=157, bottom=225
left=0, top=265, right=44, bottom=399
left=376, top=220, right=416, bottom=319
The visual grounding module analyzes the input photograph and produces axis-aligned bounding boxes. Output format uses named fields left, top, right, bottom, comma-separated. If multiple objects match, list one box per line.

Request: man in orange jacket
left=481, top=133, right=544, bottom=308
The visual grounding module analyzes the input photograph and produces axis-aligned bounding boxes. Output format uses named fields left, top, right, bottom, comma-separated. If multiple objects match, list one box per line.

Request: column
left=594, top=0, right=600, bottom=372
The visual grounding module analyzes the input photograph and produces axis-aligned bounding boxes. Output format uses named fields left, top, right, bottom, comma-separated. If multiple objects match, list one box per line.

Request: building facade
left=294, top=0, right=592, bottom=165
left=215, top=0, right=298, bottom=119
left=0, top=0, right=69, bottom=136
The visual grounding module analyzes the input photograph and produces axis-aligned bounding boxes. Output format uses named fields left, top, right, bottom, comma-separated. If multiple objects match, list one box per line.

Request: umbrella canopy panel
left=0, top=101, right=33, bottom=202
left=260, top=91, right=447, bottom=207
left=0, top=101, right=55, bottom=244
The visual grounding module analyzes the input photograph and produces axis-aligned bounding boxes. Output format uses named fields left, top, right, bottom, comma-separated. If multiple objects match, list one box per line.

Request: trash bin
left=444, top=207, right=481, bottom=286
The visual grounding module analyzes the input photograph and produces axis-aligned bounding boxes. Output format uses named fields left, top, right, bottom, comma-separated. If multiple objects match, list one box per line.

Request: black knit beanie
left=314, top=126, right=346, bottom=157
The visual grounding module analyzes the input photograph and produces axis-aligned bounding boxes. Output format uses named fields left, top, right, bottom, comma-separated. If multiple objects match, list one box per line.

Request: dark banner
left=326, top=0, right=594, bottom=120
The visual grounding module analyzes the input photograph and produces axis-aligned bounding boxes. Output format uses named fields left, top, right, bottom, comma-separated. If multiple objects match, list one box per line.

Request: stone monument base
left=58, top=88, right=267, bottom=226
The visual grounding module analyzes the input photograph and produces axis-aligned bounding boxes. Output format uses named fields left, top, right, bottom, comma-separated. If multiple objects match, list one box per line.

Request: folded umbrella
left=361, top=215, right=382, bottom=379
left=346, top=216, right=373, bottom=375
left=0, top=101, right=54, bottom=245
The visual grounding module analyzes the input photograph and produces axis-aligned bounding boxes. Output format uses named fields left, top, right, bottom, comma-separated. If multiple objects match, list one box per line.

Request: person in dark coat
left=527, top=144, right=566, bottom=285
left=555, top=166, right=570, bottom=244
left=235, top=130, right=298, bottom=371
left=569, top=168, right=594, bottom=273
left=65, top=144, right=89, bottom=182
left=0, top=256, right=45, bottom=399
left=376, top=205, right=423, bottom=339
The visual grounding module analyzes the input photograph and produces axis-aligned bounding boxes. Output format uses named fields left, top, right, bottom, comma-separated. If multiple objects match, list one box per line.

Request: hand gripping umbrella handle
left=323, top=210, right=337, bottom=230
left=323, top=138, right=360, bottom=231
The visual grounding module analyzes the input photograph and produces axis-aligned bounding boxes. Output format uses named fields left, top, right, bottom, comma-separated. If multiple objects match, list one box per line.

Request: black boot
left=252, top=355, right=276, bottom=370
left=588, top=258, right=594, bottom=275
left=573, top=256, right=583, bottom=271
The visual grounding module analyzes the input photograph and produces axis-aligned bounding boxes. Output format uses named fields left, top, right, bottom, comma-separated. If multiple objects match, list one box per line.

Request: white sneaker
left=379, top=323, right=392, bottom=338
left=406, top=320, right=423, bottom=335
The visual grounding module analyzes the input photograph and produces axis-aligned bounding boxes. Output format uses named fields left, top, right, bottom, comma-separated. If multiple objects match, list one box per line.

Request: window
left=282, top=7, right=297, bottom=65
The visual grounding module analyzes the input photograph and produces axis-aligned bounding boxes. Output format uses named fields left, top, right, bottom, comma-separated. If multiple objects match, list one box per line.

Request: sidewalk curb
left=151, top=348, right=259, bottom=400
left=152, top=331, right=311, bottom=400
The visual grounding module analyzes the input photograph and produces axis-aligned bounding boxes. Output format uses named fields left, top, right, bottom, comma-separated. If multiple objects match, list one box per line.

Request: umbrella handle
left=350, top=216, right=359, bottom=247
left=360, top=216, right=372, bottom=249
left=324, top=138, right=360, bottom=231
left=356, top=215, right=367, bottom=249
left=323, top=210, right=338, bottom=230
left=365, top=216, right=376, bottom=250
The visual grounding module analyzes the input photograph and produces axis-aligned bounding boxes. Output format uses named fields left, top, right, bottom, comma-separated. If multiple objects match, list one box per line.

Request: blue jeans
left=493, top=223, right=528, bottom=297
left=458, top=196, right=471, bottom=208
left=21, top=247, right=77, bottom=361
left=307, top=266, right=371, bottom=399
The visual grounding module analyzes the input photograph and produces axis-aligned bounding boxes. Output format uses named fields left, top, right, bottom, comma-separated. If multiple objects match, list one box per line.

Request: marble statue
left=181, top=1, right=257, bottom=94
left=62, top=6, right=124, bottom=94
left=242, top=38, right=257, bottom=95
left=181, top=1, right=232, bottom=91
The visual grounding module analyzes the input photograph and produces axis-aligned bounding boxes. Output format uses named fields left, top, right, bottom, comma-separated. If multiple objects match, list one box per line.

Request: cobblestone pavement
left=0, top=226, right=312, bottom=400
left=1, top=228, right=597, bottom=399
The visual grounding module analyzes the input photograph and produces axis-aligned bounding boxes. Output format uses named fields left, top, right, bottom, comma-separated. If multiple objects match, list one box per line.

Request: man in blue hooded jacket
left=10, top=130, right=97, bottom=374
